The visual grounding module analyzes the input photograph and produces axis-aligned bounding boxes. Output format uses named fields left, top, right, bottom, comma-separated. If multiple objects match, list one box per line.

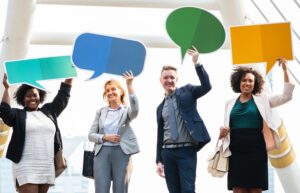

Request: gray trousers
left=94, top=146, right=132, bottom=193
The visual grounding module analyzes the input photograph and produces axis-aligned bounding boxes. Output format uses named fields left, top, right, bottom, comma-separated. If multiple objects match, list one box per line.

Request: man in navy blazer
left=156, top=47, right=212, bottom=193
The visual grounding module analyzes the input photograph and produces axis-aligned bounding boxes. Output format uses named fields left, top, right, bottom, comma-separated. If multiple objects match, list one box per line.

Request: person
left=0, top=74, right=73, bottom=193
left=219, top=58, right=295, bottom=193
left=155, top=47, right=212, bottom=193
left=88, top=71, right=139, bottom=193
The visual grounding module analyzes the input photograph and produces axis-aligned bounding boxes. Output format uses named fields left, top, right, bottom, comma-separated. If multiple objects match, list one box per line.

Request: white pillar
left=37, top=0, right=218, bottom=9
left=0, top=0, right=37, bottom=157
left=217, top=0, right=247, bottom=48
left=0, top=0, right=37, bottom=74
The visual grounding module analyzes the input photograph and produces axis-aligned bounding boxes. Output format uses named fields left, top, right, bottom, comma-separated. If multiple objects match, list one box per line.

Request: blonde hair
left=103, top=79, right=126, bottom=105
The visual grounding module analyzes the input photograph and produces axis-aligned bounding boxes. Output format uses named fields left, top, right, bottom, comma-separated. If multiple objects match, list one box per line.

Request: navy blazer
left=156, top=65, right=212, bottom=163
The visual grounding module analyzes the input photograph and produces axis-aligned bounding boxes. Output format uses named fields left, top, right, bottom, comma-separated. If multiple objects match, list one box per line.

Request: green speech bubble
left=166, top=7, right=225, bottom=59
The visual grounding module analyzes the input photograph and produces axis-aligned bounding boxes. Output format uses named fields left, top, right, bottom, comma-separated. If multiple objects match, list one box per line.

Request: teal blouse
left=230, top=97, right=263, bottom=129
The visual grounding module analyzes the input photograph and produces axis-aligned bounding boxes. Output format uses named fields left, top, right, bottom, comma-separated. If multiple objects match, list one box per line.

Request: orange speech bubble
left=230, top=22, right=293, bottom=74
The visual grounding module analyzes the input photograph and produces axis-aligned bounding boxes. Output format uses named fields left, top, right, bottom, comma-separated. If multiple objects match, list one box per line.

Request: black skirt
left=228, top=128, right=268, bottom=190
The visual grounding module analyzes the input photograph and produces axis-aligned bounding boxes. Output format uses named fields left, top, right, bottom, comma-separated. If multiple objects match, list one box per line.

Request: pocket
left=129, top=134, right=136, bottom=140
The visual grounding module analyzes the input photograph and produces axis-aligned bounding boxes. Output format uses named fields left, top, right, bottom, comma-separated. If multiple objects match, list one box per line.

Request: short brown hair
left=230, top=66, right=265, bottom=95
left=161, top=65, right=177, bottom=75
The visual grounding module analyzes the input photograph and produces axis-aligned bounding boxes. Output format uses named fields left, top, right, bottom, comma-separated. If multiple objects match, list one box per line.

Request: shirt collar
left=108, top=104, right=123, bottom=111
left=165, top=90, right=176, bottom=99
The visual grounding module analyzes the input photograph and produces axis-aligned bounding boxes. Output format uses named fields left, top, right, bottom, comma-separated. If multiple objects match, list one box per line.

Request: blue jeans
left=161, top=147, right=197, bottom=193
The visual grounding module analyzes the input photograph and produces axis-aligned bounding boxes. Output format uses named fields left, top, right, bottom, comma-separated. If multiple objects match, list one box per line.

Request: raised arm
left=277, top=57, right=290, bottom=83
left=187, top=46, right=200, bottom=66
left=186, top=47, right=212, bottom=98
left=123, top=71, right=134, bottom=94
left=2, top=74, right=10, bottom=105
left=123, top=71, right=139, bottom=120
left=64, top=78, right=73, bottom=86
left=268, top=58, right=294, bottom=108
left=0, top=74, right=16, bottom=126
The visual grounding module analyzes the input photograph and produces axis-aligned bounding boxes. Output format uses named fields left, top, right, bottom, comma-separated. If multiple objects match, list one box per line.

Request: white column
left=37, top=0, right=218, bottom=9
left=0, top=0, right=37, bottom=156
left=217, top=0, right=247, bottom=48
left=0, top=0, right=37, bottom=74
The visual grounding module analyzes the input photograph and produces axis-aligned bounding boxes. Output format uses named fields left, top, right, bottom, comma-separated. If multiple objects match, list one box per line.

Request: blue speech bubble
left=72, top=33, right=146, bottom=79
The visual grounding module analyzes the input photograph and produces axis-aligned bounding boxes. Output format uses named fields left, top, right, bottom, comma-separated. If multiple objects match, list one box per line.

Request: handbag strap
left=215, top=139, right=224, bottom=149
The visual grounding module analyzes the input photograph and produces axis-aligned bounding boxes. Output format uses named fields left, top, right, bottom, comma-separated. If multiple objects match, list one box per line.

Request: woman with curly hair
left=219, top=58, right=294, bottom=193
left=0, top=74, right=72, bottom=193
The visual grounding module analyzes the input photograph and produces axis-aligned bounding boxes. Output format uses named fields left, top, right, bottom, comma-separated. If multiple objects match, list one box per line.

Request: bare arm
left=64, top=78, right=73, bottom=86
left=277, top=57, right=290, bottom=83
left=268, top=58, right=294, bottom=107
left=2, top=74, right=10, bottom=105
left=123, top=71, right=134, bottom=94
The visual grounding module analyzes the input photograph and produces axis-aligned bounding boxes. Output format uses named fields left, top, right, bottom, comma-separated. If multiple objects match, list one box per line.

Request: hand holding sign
left=166, top=7, right=225, bottom=60
left=72, top=33, right=146, bottom=79
left=4, top=56, right=77, bottom=90
left=230, top=22, right=293, bottom=74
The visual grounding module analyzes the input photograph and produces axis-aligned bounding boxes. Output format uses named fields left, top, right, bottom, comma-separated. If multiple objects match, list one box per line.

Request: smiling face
left=102, top=79, right=126, bottom=107
left=23, top=88, right=41, bottom=111
left=240, top=73, right=255, bottom=95
left=105, top=83, right=123, bottom=104
left=160, top=69, right=178, bottom=95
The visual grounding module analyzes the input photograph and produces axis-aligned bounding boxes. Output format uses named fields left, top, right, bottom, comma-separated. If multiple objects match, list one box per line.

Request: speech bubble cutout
left=230, top=22, right=293, bottom=74
left=72, top=33, right=146, bottom=79
left=4, top=56, right=77, bottom=91
left=166, top=7, right=225, bottom=59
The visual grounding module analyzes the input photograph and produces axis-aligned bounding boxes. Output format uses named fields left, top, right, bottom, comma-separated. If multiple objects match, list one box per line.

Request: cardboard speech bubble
left=166, top=7, right=225, bottom=59
left=230, top=22, right=293, bottom=73
left=4, top=56, right=77, bottom=90
left=72, top=33, right=146, bottom=79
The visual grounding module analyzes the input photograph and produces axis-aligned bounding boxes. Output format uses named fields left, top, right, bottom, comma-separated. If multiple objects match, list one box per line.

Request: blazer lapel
left=253, top=95, right=267, bottom=121
left=117, top=107, right=127, bottom=135
left=99, top=107, right=108, bottom=132
left=224, top=98, right=236, bottom=127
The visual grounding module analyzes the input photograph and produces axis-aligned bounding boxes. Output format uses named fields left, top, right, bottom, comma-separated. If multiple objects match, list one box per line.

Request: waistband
left=162, top=142, right=196, bottom=149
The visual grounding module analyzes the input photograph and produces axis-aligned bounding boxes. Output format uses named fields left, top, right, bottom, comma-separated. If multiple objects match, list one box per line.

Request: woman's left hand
left=123, top=70, right=134, bottom=85
left=277, top=57, right=287, bottom=71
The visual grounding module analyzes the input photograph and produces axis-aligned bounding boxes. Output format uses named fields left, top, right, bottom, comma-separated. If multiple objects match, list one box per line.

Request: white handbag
left=207, top=139, right=228, bottom=178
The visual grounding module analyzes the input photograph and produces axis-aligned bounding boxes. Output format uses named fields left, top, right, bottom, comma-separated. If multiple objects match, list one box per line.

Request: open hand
left=277, top=57, right=287, bottom=71
left=186, top=46, right=199, bottom=65
left=123, top=70, right=134, bottom=85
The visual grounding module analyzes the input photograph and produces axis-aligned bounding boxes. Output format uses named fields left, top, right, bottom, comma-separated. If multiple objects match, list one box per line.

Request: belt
left=162, top=142, right=196, bottom=149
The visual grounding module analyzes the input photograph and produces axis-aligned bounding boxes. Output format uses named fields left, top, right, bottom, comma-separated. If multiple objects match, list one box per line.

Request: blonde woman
left=88, top=71, right=139, bottom=193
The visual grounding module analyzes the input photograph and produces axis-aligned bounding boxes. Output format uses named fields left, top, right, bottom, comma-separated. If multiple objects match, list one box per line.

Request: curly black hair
left=13, top=84, right=47, bottom=107
left=230, top=66, right=265, bottom=95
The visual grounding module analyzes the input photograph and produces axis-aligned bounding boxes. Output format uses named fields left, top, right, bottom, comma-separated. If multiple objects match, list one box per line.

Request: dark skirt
left=228, top=128, right=268, bottom=190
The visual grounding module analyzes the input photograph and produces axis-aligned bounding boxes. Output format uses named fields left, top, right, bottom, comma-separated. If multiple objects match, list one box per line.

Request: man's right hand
left=156, top=162, right=165, bottom=178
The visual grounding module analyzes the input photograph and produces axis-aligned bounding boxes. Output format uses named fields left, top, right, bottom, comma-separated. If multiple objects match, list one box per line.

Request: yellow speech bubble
left=230, top=22, right=293, bottom=74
